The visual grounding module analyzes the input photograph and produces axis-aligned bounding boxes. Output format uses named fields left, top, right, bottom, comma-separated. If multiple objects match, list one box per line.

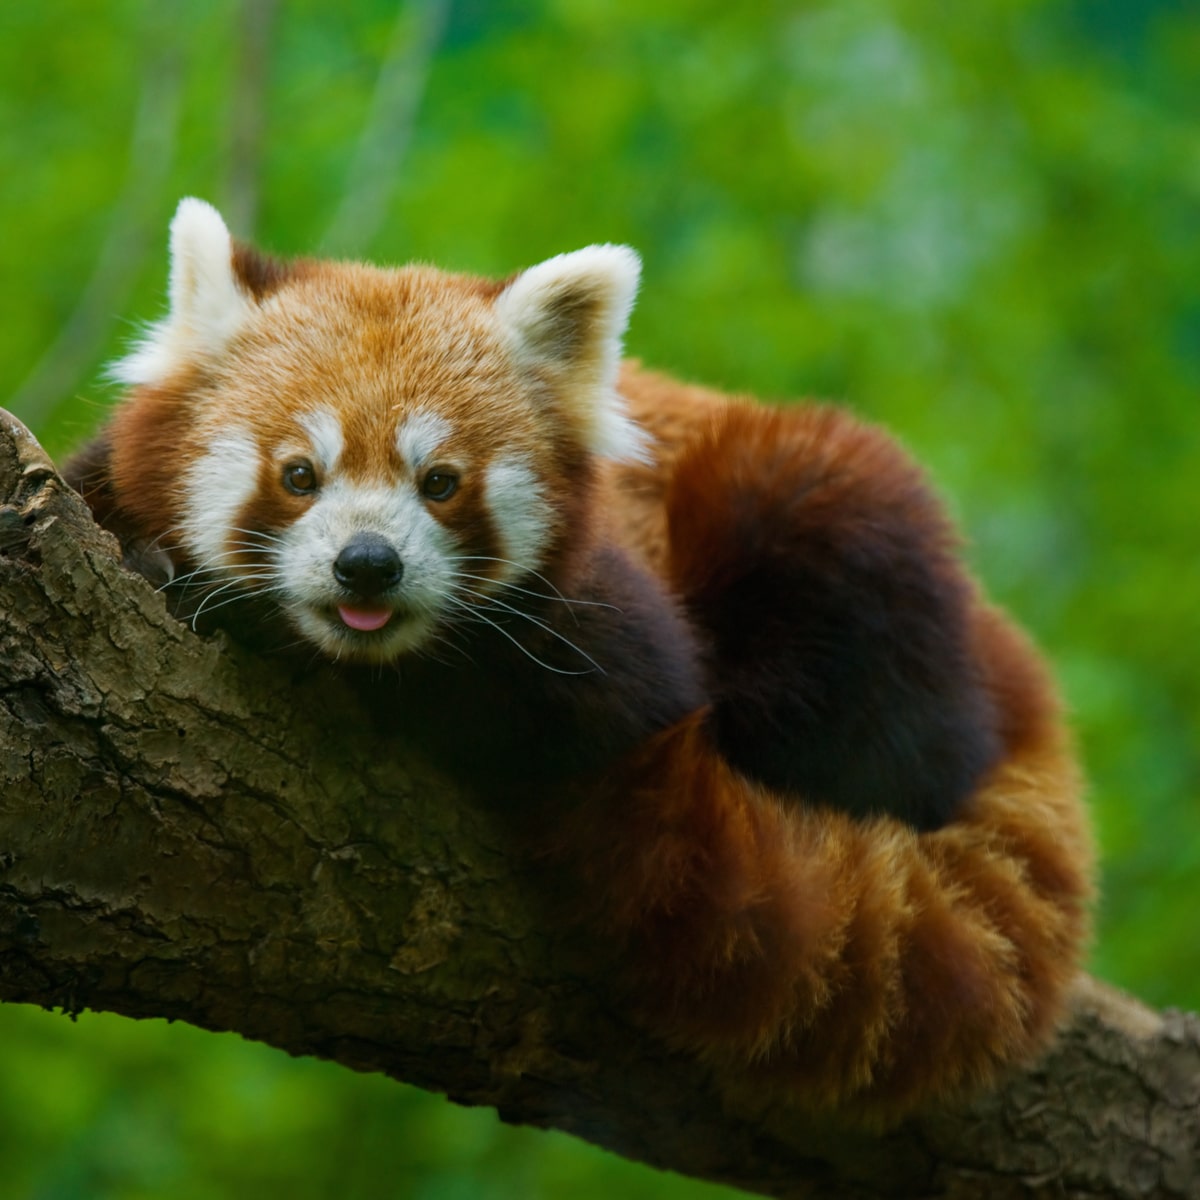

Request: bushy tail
left=568, top=607, right=1091, bottom=1120
left=567, top=400, right=1093, bottom=1121
left=665, top=401, right=1003, bottom=831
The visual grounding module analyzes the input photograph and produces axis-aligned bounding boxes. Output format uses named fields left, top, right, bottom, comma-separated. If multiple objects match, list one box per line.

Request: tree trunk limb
left=1, top=408, right=1196, bottom=1199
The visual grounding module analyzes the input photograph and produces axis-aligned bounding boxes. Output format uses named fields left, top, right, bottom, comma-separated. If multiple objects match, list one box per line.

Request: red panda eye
left=283, top=461, right=317, bottom=495
left=422, top=471, right=458, bottom=501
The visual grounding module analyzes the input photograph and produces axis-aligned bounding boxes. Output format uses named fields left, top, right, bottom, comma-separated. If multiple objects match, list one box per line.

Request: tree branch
left=1, top=408, right=1197, bottom=1199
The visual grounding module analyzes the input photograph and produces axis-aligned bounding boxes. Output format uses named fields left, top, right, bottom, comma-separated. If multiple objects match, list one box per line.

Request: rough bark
left=0, top=407, right=1197, bottom=1199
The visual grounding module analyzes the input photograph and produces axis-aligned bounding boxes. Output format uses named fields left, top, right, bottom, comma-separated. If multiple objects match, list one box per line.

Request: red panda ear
left=110, top=198, right=256, bottom=387
left=494, top=245, right=649, bottom=463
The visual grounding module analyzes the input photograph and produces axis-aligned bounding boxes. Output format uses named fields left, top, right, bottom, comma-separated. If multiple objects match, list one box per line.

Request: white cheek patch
left=298, top=409, right=344, bottom=474
left=396, top=410, right=452, bottom=472
left=181, top=427, right=260, bottom=568
left=485, top=458, right=552, bottom=578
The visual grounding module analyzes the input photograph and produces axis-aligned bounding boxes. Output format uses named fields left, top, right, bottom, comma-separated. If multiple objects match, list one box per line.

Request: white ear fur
left=495, top=244, right=649, bottom=463
left=110, top=197, right=255, bottom=386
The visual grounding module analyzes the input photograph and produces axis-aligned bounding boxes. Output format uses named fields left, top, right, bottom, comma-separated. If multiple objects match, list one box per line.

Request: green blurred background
left=3, top=1, right=1197, bottom=1196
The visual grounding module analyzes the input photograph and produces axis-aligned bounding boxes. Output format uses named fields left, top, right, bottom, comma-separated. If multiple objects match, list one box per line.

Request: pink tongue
left=338, top=605, right=393, bottom=632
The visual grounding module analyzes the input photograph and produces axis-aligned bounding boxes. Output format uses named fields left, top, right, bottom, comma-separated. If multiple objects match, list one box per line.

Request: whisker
left=451, top=570, right=619, bottom=615
left=190, top=580, right=248, bottom=627
left=169, top=565, right=277, bottom=594
left=452, top=585, right=604, bottom=674
left=446, top=603, right=595, bottom=677
left=144, top=525, right=186, bottom=553
left=190, top=577, right=286, bottom=625
left=450, top=555, right=571, bottom=604
left=228, top=526, right=288, bottom=546
left=441, top=593, right=597, bottom=677
left=166, top=536, right=280, bottom=595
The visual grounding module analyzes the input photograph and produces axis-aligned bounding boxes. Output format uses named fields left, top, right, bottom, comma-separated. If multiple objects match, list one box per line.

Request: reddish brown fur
left=102, top=260, right=595, bottom=584
left=105, top=369, right=214, bottom=559
left=563, top=363, right=1093, bottom=1121
left=65, top=249, right=1094, bottom=1126
left=231, top=242, right=310, bottom=299
left=562, top=610, right=1088, bottom=1122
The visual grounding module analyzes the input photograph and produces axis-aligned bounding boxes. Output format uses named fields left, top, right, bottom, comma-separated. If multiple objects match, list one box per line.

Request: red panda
left=64, top=198, right=1093, bottom=1122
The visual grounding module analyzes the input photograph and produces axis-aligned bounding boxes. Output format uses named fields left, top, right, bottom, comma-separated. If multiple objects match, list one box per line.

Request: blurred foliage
left=2, top=0, right=1198, bottom=1196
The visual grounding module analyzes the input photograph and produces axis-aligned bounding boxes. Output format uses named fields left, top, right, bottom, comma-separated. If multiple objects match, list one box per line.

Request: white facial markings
left=298, top=409, right=344, bottom=474
left=181, top=426, right=261, bottom=570
left=485, top=458, right=552, bottom=578
left=396, top=410, right=452, bottom=473
left=274, top=475, right=459, bottom=658
left=182, top=401, right=547, bottom=662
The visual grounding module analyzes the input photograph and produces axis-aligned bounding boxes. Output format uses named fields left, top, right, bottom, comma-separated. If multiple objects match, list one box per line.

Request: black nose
left=333, top=533, right=403, bottom=598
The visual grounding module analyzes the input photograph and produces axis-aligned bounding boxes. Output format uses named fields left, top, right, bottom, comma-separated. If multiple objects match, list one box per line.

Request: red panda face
left=178, top=387, right=556, bottom=661
left=107, top=199, right=645, bottom=663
